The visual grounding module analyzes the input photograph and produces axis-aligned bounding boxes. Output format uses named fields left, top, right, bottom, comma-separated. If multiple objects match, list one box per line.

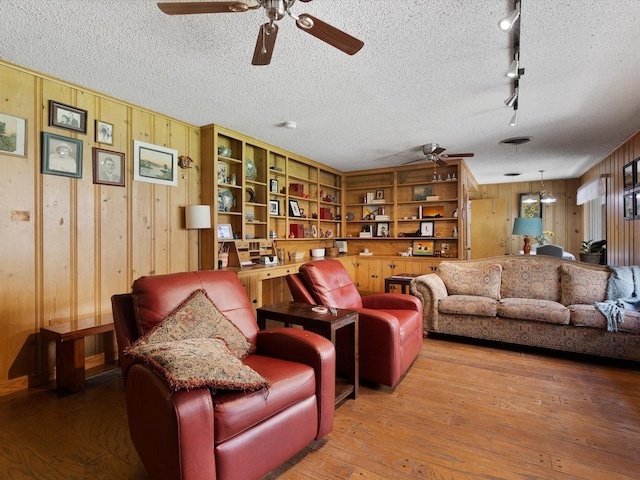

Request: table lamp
left=512, top=217, right=542, bottom=255
left=185, top=205, right=211, bottom=269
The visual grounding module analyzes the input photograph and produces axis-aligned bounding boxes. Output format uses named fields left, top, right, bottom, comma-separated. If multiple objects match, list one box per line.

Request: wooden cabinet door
left=470, top=198, right=508, bottom=259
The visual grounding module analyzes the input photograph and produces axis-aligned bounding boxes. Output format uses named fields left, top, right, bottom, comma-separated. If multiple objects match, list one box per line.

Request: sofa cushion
left=437, top=262, right=502, bottom=300
left=501, top=259, right=561, bottom=301
left=560, top=264, right=609, bottom=306
left=439, top=295, right=498, bottom=317
left=140, top=289, right=254, bottom=359
left=568, top=304, right=607, bottom=328
left=498, top=298, right=570, bottom=324
left=125, top=338, right=269, bottom=392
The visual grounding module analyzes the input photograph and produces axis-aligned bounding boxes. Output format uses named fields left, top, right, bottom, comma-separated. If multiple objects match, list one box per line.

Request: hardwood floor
left=1, top=337, right=639, bottom=479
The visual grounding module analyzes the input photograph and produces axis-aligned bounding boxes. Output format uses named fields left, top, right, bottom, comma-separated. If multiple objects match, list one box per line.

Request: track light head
left=499, top=8, right=520, bottom=31
left=509, top=111, right=518, bottom=127
left=507, top=59, right=519, bottom=78
left=504, top=91, right=518, bottom=107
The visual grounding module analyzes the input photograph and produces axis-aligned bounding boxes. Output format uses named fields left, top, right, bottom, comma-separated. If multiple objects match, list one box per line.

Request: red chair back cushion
left=298, top=260, right=363, bottom=309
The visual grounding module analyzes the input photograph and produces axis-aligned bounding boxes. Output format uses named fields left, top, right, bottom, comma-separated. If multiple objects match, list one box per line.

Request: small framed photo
left=95, top=120, right=113, bottom=145
left=270, top=178, right=279, bottom=193
left=0, top=112, right=27, bottom=157
left=624, top=193, right=634, bottom=219
left=375, top=189, right=384, bottom=200
left=623, top=162, right=634, bottom=189
left=93, top=148, right=124, bottom=187
left=413, top=240, right=434, bottom=256
left=217, top=223, right=234, bottom=240
left=49, top=100, right=87, bottom=134
left=635, top=157, right=640, bottom=186
left=41, top=132, right=83, bottom=178
left=289, top=199, right=302, bottom=217
left=133, top=140, right=178, bottom=187
left=376, top=222, right=389, bottom=237
left=420, top=221, right=434, bottom=237
left=269, top=199, right=280, bottom=215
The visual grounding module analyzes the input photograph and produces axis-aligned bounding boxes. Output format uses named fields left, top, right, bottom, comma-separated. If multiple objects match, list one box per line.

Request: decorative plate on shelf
left=346, top=212, right=354, bottom=221
left=246, top=187, right=256, bottom=203
left=311, top=225, right=317, bottom=238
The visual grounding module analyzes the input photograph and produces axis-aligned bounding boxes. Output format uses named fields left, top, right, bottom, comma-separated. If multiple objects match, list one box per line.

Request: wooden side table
left=257, top=302, right=358, bottom=405
left=384, top=273, right=420, bottom=293
left=40, top=314, right=115, bottom=392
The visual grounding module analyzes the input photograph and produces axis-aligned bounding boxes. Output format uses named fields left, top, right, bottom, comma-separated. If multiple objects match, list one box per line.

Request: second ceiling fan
left=157, top=0, right=364, bottom=66
left=403, top=143, right=475, bottom=166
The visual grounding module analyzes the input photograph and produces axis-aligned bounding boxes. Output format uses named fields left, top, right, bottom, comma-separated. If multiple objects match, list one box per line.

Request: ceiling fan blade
left=252, top=23, right=278, bottom=66
left=296, top=14, right=364, bottom=55
left=441, top=153, right=474, bottom=158
left=436, top=158, right=448, bottom=167
left=157, top=2, right=254, bottom=15
left=432, top=147, right=446, bottom=155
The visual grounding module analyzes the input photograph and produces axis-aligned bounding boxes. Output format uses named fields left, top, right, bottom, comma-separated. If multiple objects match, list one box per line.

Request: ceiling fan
left=403, top=143, right=474, bottom=166
left=157, top=0, right=364, bottom=66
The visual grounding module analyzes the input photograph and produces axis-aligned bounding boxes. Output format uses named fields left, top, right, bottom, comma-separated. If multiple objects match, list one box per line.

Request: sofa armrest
left=126, top=364, right=215, bottom=480
left=411, top=274, right=448, bottom=332
left=362, top=292, right=422, bottom=312
left=256, top=328, right=336, bottom=439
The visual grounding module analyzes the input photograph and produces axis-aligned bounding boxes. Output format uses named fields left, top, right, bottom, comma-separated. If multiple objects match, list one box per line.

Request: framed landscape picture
left=623, top=162, right=634, bottom=189
left=0, top=112, right=27, bottom=157
left=133, top=140, right=178, bottom=186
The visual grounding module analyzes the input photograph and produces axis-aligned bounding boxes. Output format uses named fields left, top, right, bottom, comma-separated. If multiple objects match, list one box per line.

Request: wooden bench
left=40, top=313, right=115, bottom=392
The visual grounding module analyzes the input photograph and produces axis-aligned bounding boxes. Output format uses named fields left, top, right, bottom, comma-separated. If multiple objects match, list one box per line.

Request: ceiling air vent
left=499, top=136, right=532, bottom=146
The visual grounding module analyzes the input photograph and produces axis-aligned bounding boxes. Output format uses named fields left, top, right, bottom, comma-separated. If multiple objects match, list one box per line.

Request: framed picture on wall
left=635, top=157, right=640, bottom=186
left=0, top=112, right=27, bottom=157
left=519, top=193, right=542, bottom=218
left=49, top=100, right=87, bottom=134
left=41, top=132, right=83, bottom=179
left=92, top=147, right=124, bottom=186
left=133, top=140, right=178, bottom=186
left=95, top=120, right=113, bottom=145
left=624, top=193, right=634, bottom=219
left=623, top=162, right=634, bottom=189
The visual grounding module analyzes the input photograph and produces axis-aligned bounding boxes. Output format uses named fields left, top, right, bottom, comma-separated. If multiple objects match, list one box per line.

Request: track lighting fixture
left=505, top=79, right=519, bottom=107
left=506, top=59, right=519, bottom=78
left=499, top=6, right=520, bottom=31
left=509, top=110, right=518, bottom=127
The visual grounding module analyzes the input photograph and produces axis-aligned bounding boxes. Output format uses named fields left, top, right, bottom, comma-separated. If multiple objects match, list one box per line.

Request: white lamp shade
left=185, top=205, right=211, bottom=229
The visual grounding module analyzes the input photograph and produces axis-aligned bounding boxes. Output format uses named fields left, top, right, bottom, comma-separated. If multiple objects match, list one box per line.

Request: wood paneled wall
left=0, top=61, right=202, bottom=391
left=470, top=178, right=582, bottom=256
left=582, top=131, right=640, bottom=265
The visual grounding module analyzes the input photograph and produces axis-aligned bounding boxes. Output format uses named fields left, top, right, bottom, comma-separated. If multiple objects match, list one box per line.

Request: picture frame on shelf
left=217, top=224, right=234, bottom=240
left=0, top=112, right=27, bottom=157
left=375, top=189, right=384, bottom=200
left=92, top=147, right=124, bottom=186
left=376, top=222, right=389, bottom=237
left=270, top=178, right=278, bottom=193
left=289, top=199, right=302, bottom=217
left=420, top=221, right=434, bottom=237
left=49, top=100, right=87, bottom=134
left=623, top=162, right=634, bottom=189
left=624, top=193, right=634, bottom=219
left=41, top=132, right=83, bottom=179
left=413, top=240, right=434, bottom=256
left=519, top=193, right=542, bottom=219
left=413, top=185, right=433, bottom=201
left=269, top=199, right=280, bottom=216
left=362, top=205, right=378, bottom=220
left=133, top=140, right=178, bottom=187
left=95, top=120, right=113, bottom=145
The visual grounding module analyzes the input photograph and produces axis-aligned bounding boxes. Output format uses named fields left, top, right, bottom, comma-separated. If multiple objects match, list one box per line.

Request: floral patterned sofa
left=410, top=255, right=640, bottom=361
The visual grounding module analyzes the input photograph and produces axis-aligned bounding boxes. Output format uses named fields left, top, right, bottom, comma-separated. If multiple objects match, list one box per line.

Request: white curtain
left=577, top=176, right=607, bottom=205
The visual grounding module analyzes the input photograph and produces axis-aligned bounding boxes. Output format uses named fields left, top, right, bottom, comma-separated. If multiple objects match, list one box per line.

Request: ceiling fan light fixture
left=499, top=7, right=520, bottom=31
left=296, top=14, right=314, bottom=29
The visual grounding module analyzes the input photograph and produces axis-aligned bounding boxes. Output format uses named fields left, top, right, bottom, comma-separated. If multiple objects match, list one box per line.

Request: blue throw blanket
left=595, top=266, right=640, bottom=331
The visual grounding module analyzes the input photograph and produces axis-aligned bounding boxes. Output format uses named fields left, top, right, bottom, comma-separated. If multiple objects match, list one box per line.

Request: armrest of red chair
left=356, top=308, right=402, bottom=386
left=362, top=292, right=422, bottom=312
left=126, top=364, right=215, bottom=480
left=256, top=328, right=336, bottom=439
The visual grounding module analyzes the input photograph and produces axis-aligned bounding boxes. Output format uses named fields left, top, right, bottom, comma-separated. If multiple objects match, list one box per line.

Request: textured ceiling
left=2, top=0, right=640, bottom=184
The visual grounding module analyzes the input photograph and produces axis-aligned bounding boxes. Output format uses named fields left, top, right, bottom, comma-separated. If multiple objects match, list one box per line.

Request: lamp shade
left=185, top=205, right=211, bottom=229
left=512, top=217, right=542, bottom=237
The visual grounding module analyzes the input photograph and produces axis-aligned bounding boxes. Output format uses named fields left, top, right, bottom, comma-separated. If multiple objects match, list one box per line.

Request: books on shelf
left=426, top=195, right=440, bottom=201
left=374, top=214, right=390, bottom=221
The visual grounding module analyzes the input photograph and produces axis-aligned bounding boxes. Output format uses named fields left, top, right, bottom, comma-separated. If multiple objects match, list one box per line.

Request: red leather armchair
left=111, top=270, right=335, bottom=480
left=287, top=259, right=422, bottom=387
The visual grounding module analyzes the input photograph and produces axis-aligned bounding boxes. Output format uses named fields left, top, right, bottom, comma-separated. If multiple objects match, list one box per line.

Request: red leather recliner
left=111, top=270, right=336, bottom=480
left=287, top=259, right=422, bottom=387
